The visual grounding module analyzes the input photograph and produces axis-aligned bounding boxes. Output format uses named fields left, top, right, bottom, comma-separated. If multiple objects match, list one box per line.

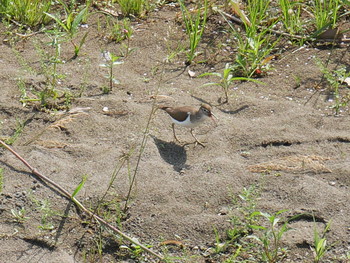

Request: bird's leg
left=190, top=129, right=206, bottom=147
left=172, top=123, right=182, bottom=143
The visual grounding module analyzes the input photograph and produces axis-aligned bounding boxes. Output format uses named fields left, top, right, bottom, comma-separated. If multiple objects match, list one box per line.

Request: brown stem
left=0, top=140, right=164, bottom=261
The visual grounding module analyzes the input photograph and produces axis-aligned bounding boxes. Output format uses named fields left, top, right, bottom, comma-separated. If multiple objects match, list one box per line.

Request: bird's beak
left=210, top=113, right=218, bottom=127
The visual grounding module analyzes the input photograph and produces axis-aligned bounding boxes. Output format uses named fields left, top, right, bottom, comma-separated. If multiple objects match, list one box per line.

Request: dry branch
left=0, top=139, right=164, bottom=261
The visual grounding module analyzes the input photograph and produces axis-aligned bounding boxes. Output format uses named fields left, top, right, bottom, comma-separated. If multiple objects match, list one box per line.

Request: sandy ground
left=1, top=3, right=350, bottom=263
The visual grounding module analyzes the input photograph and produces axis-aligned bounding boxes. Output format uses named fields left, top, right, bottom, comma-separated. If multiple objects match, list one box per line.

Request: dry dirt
left=1, top=3, right=350, bottom=263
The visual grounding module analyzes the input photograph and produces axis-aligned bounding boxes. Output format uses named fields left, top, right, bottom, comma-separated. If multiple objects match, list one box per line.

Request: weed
left=312, top=0, right=341, bottom=34
left=0, top=0, right=52, bottom=28
left=5, top=119, right=25, bottom=145
left=248, top=210, right=290, bottom=263
left=178, top=0, right=208, bottom=65
left=11, top=47, right=36, bottom=75
left=210, top=180, right=296, bottom=262
left=118, top=0, right=145, bottom=17
left=37, top=200, right=56, bottom=230
left=292, top=74, right=301, bottom=89
left=123, top=101, right=158, bottom=212
left=165, top=39, right=185, bottom=63
left=11, top=207, right=30, bottom=223
left=207, top=184, right=262, bottom=261
left=29, top=196, right=58, bottom=230
left=16, top=36, right=76, bottom=111
left=223, top=0, right=280, bottom=77
left=120, top=21, right=134, bottom=57
left=17, top=78, right=37, bottom=107
left=45, top=0, right=89, bottom=58
left=72, top=174, right=88, bottom=198
left=106, top=17, right=133, bottom=44
left=100, top=51, right=124, bottom=93
left=199, top=63, right=264, bottom=103
left=44, top=29, right=65, bottom=88
left=279, top=0, right=303, bottom=35
left=313, top=219, right=332, bottom=263
left=316, top=58, right=350, bottom=114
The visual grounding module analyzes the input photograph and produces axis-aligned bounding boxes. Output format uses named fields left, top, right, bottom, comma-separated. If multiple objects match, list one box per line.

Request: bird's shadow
left=150, top=135, right=189, bottom=172
left=190, top=95, right=250, bottom=115
left=218, top=104, right=249, bottom=115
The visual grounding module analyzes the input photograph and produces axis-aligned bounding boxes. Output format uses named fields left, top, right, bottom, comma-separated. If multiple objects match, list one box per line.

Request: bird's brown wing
left=161, top=106, right=196, bottom=122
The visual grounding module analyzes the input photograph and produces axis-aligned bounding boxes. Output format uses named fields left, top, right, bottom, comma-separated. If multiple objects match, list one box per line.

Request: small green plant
left=120, top=22, right=134, bottom=57
left=208, top=184, right=262, bottom=261
left=313, top=219, right=332, bottom=263
left=29, top=196, right=58, bottom=230
left=223, top=0, right=280, bottom=77
left=31, top=38, right=61, bottom=109
left=248, top=210, right=290, bottom=263
left=107, top=17, right=133, bottom=45
left=11, top=207, right=29, bottom=223
left=178, top=0, right=208, bottom=65
left=120, top=239, right=152, bottom=260
left=37, top=200, right=56, bottom=230
left=43, top=29, right=65, bottom=88
left=313, top=0, right=341, bottom=34
left=118, top=0, right=145, bottom=17
left=213, top=227, right=229, bottom=254
left=165, top=40, right=185, bottom=63
left=0, top=0, right=52, bottom=28
left=279, top=0, right=303, bottom=35
left=5, top=119, right=25, bottom=145
left=15, top=41, right=61, bottom=110
left=199, top=63, right=264, bottom=103
left=100, top=51, right=124, bottom=93
left=45, top=0, right=89, bottom=58
left=18, top=36, right=75, bottom=111
left=316, top=58, right=350, bottom=114
left=72, top=174, right=88, bottom=198
left=292, top=74, right=301, bottom=89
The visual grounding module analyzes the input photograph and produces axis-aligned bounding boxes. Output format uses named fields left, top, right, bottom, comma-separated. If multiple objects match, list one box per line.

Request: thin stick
left=123, top=101, right=158, bottom=212
left=0, top=140, right=164, bottom=261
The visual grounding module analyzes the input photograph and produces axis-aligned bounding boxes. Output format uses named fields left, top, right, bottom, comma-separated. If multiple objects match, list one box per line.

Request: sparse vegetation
left=0, top=0, right=52, bottom=28
left=30, top=197, right=57, bottom=230
left=11, top=207, right=29, bottom=223
left=313, top=0, right=341, bottom=33
left=313, top=219, right=332, bottom=263
left=117, top=0, right=146, bottom=17
left=106, top=17, right=133, bottom=44
left=45, top=0, right=89, bottom=58
left=248, top=210, right=290, bottom=262
left=316, top=58, right=350, bottom=114
left=279, top=0, right=303, bottom=35
left=178, top=0, right=208, bottom=65
left=0, top=0, right=349, bottom=262
left=100, top=51, right=124, bottom=93
left=199, top=63, right=264, bottom=103
left=5, top=119, right=25, bottom=145
left=226, top=0, right=281, bottom=77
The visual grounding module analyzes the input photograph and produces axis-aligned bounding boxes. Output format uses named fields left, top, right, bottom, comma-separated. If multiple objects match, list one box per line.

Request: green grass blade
left=72, top=174, right=88, bottom=198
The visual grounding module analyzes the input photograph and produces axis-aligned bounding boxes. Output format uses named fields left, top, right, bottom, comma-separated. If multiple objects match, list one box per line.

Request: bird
left=159, top=104, right=217, bottom=146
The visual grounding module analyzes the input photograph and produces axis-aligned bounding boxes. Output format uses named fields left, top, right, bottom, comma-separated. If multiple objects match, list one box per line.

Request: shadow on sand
left=150, top=136, right=189, bottom=172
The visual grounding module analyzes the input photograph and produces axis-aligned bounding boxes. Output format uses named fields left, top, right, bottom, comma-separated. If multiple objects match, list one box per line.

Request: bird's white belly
left=171, top=114, right=205, bottom=128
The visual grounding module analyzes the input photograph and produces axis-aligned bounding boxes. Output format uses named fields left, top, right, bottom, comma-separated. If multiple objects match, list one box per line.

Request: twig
left=123, top=101, right=158, bottom=212
left=0, top=139, right=164, bottom=261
